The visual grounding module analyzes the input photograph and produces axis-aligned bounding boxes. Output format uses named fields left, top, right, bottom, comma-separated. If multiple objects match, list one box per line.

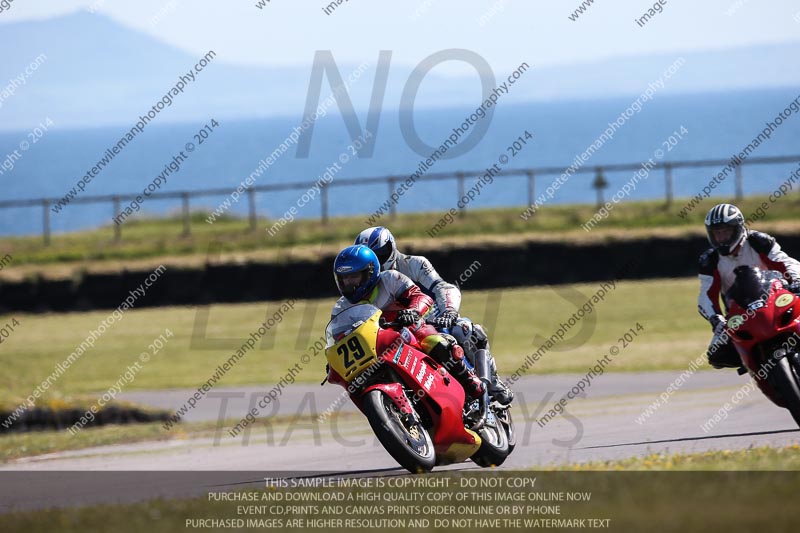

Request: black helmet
left=705, top=203, right=745, bottom=256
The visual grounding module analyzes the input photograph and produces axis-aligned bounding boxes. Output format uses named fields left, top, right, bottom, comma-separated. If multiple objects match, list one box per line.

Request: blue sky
left=1, top=0, right=799, bottom=73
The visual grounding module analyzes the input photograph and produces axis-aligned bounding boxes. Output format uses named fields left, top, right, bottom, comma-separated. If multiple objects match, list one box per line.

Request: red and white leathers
left=391, top=251, right=461, bottom=317
left=389, top=251, right=487, bottom=362
left=698, top=230, right=800, bottom=321
left=331, top=269, right=484, bottom=398
left=389, top=252, right=508, bottom=403
left=331, top=269, right=452, bottom=356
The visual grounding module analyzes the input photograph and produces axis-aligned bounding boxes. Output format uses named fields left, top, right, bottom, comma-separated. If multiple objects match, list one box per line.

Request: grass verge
left=0, top=420, right=203, bottom=463
left=553, top=444, right=800, bottom=470
left=0, top=277, right=712, bottom=406
left=3, top=194, right=800, bottom=269
left=0, top=412, right=338, bottom=463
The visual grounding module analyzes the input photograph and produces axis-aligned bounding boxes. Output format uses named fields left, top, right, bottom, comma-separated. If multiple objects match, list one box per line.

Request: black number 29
left=337, top=337, right=366, bottom=369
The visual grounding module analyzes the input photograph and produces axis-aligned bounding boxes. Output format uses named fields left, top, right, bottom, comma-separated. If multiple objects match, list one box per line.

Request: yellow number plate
left=325, top=311, right=381, bottom=382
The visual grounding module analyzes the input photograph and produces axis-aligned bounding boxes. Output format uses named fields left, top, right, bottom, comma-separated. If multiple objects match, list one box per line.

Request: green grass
left=555, top=444, right=800, bottom=470
left=0, top=412, right=341, bottom=463
left=0, top=277, right=711, bottom=407
left=0, top=420, right=206, bottom=463
left=4, top=194, right=800, bottom=268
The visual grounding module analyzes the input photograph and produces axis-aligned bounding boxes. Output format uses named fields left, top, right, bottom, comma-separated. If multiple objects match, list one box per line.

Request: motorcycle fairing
left=372, top=335, right=481, bottom=463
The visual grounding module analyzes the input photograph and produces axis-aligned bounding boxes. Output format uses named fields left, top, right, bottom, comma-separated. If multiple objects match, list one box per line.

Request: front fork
left=466, top=349, right=491, bottom=429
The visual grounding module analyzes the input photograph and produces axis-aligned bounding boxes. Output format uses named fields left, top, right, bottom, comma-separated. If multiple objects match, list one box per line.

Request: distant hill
left=0, top=11, right=798, bottom=130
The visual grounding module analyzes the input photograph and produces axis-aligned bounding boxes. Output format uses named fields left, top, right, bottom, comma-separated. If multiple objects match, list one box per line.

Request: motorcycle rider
left=331, top=244, right=486, bottom=404
left=354, top=226, right=513, bottom=404
left=699, top=203, right=800, bottom=368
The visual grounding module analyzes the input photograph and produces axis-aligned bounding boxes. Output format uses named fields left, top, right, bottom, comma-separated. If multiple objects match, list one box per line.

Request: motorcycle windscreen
left=728, top=267, right=781, bottom=309
left=325, top=304, right=381, bottom=382
left=325, top=303, right=380, bottom=345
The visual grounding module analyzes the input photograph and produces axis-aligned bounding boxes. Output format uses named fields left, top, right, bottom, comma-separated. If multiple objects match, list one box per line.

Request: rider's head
left=705, top=203, right=746, bottom=256
left=333, top=245, right=381, bottom=304
left=354, top=226, right=398, bottom=270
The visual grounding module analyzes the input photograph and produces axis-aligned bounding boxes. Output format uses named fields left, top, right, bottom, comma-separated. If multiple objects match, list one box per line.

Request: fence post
left=456, top=172, right=465, bottom=216
left=388, top=177, right=397, bottom=219
left=664, top=163, right=673, bottom=208
left=592, top=167, right=608, bottom=208
left=526, top=170, right=535, bottom=209
left=181, top=192, right=191, bottom=236
left=247, top=188, right=257, bottom=231
left=735, top=163, right=743, bottom=202
left=42, top=199, right=51, bottom=246
left=112, top=196, right=121, bottom=242
left=321, top=182, right=329, bottom=225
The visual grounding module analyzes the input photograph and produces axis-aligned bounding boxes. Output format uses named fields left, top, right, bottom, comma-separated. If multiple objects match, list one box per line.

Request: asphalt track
left=2, top=370, right=799, bottom=511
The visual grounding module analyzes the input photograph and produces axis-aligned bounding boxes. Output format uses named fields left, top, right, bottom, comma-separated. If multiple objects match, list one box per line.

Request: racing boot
left=488, top=357, right=514, bottom=405
left=456, top=323, right=512, bottom=404
left=430, top=335, right=485, bottom=400
left=446, top=343, right=485, bottom=401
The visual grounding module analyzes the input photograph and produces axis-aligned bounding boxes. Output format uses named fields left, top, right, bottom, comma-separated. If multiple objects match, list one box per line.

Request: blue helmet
left=333, top=245, right=380, bottom=304
left=354, top=226, right=397, bottom=270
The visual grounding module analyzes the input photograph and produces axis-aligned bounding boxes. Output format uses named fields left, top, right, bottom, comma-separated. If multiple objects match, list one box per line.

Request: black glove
left=434, top=310, right=459, bottom=329
left=396, top=309, right=421, bottom=327
left=709, top=314, right=727, bottom=337
left=787, top=281, right=800, bottom=295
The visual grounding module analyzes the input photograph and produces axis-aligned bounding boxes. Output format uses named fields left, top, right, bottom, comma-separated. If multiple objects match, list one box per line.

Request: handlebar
left=380, top=317, right=449, bottom=330
left=380, top=318, right=403, bottom=329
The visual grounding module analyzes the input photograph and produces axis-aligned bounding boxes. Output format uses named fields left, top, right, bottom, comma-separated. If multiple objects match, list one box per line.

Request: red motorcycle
left=726, top=266, right=800, bottom=426
left=323, top=303, right=514, bottom=473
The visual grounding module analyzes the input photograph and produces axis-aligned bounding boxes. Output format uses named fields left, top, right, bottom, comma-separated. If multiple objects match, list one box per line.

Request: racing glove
left=396, top=309, right=421, bottom=327
left=709, top=314, right=727, bottom=337
left=433, top=310, right=459, bottom=329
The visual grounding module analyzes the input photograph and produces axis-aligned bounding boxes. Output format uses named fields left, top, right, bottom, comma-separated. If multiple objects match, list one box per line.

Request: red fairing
left=327, top=365, right=347, bottom=388
left=328, top=320, right=482, bottom=467
left=728, top=279, right=800, bottom=407
left=362, top=382, right=414, bottom=414
left=366, top=328, right=476, bottom=460
left=376, top=326, right=408, bottom=355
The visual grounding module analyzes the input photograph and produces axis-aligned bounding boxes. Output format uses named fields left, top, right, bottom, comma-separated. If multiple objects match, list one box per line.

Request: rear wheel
left=497, top=407, right=516, bottom=455
left=471, top=408, right=511, bottom=467
left=362, top=389, right=435, bottom=474
left=767, top=357, right=800, bottom=427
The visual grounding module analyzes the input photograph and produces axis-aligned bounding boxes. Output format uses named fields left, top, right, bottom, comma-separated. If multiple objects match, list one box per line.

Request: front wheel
left=767, top=356, right=800, bottom=427
left=361, top=389, right=436, bottom=474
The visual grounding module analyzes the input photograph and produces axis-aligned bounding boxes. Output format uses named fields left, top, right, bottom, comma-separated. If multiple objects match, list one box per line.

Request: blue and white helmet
left=705, top=203, right=746, bottom=256
left=354, top=227, right=398, bottom=270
